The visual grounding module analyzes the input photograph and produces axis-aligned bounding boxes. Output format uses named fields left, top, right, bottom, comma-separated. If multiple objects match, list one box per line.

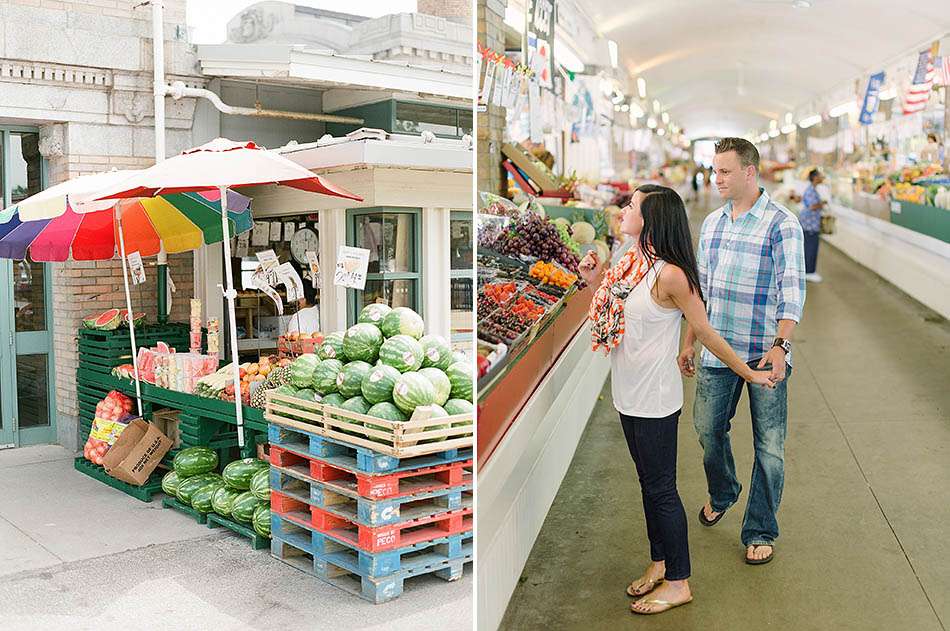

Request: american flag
left=902, top=47, right=937, bottom=115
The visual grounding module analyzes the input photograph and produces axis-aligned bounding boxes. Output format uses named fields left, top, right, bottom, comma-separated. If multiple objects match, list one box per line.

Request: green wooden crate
left=74, top=457, right=164, bottom=502
left=892, top=201, right=950, bottom=244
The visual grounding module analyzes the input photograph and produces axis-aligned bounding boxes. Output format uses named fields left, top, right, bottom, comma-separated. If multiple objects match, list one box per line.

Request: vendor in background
left=799, top=169, right=825, bottom=283
left=287, top=268, right=320, bottom=334
left=920, top=133, right=944, bottom=165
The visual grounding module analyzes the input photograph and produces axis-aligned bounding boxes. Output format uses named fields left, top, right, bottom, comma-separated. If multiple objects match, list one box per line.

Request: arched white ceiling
left=585, top=0, right=950, bottom=138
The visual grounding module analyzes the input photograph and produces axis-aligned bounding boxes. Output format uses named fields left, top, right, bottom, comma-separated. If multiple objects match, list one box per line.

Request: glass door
left=0, top=128, right=55, bottom=448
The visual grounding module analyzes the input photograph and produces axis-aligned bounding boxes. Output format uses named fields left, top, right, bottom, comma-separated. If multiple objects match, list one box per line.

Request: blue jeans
left=803, top=231, right=820, bottom=274
left=692, top=360, right=790, bottom=547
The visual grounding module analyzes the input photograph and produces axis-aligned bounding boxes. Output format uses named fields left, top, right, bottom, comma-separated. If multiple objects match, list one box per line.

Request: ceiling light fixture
left=798, top=114, right=822, bottom=128
left=792, top=0, right=811, bottom=8
left=759, top=133, right=770, bottom=142
left=829, top=101, right=857, bottom=117
left=637, top=77, right=647, bottom=99
left=769, top=129, right=780, bottom=138
left=785, top=112, right=794, bottom=125
left=647, top=117, right=657, bottom=129
left=653, top=99, right=661, bottom=113
left=661, top=112, right=670, bottom=124
left=657, top=128, right=666, bottom=136
left=781, top=124, right=797, bottom=134
left=629, top=102, right=645, bottom=118
left=608, top=40, right=619, bottom=69
left=621, top=104, right=630, bottom=113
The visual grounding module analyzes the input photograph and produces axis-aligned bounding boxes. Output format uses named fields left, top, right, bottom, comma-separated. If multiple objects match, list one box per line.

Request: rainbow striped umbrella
left=0, top=175, right=252, bottom=261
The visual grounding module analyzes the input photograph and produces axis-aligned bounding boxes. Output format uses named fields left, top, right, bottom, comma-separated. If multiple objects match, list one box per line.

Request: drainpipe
left=151, top=0, right=168, bottom=323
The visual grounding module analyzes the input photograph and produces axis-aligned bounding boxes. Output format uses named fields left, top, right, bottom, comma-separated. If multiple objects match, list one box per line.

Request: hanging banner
left=526, top=0, right=556, bottom=91
left=859, top=71, right=885, bottom=125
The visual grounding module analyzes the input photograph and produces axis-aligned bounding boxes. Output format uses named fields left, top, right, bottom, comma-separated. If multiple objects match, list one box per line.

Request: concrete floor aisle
left=500, top=196, right=950, bottom=631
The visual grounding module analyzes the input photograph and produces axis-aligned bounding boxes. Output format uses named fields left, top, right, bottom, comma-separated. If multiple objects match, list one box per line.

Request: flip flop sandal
left=626, top=577, right=664, bottom=598
left=698, top=505, right=726, bottom=527
left=745, top=545, right=774, bottom=565
left=630, top=596, right=694, bottom=615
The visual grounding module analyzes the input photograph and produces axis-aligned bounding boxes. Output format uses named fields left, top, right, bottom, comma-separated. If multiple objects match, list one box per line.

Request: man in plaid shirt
left=678, top=138, right=805, bottom=566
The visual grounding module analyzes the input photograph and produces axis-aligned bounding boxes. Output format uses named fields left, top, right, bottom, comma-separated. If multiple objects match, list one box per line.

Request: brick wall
left=477, top=0, right=507, bottom=196
left=48, top=154, right=194, bottom=450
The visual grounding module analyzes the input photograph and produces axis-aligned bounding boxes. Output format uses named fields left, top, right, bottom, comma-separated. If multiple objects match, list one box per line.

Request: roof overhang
left=197, top=44, right=472, bottom=100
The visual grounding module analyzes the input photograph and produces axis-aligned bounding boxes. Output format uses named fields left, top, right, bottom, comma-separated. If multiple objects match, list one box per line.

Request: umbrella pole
left=116, top=205, right=143, bottom=417
left=219, top=185, right=245, bottom=447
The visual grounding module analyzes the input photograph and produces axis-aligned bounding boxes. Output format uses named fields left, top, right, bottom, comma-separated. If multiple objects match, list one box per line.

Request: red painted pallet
left=272, top=490, right=473, bottom=553
left=270, top=445, right=471, bottom=500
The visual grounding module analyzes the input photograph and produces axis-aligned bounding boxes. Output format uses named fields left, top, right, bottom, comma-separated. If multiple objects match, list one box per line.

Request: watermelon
left=340, top=395, right=371, bottom=415
left=359, top=303, right=392, bottom=325
left=380, top=307, right=425, bottom=339
left=118, top=309, right=146, bottom=328
left=191, top=479, right=226, bottom=513
left=176, top=473, right=223, bottom=506
left=420, top=335, right=453, bottom=370
left=173, top=446, right=218, bottom=478
left=336, top=360, right=372, bottom=398
left=342, top=323, right=384, bottom=363
left=293, top=388, right=318, bottom=402
left=419, top=367, right=451, bottom=406
left=312, top=359, right=344, bottom=395
left=444, top=398, right=474, bottom=425
left=361, top=364, right=401, bottom=404
left=392, top=372, right=436, bottom=414
left=289, top=354, right=320, bottom=388
left=161, top=470, right=181, bottom=496
left=421, top=404, right=450, bottom=442
left=249, top=468, right=270, bottom=501
left=273, top=384, right=297, bottom=397
left=364, top=402, right=407, bottom=442
left=222, top=458, right=269, bottom=491
left=86, top=308, right=121, bottom=331
left=322, top=392, right=346, bottom=409
left=231, top=491, right=262, bottom=524
left=317, top=331, right=347, bottom=361
left=446, top=361, right=473, bottom=401
left=252, top=504, right=271, bottom=538
left=211, top=486, right=242, bottom=517
left=379, top=335, right=424, bottom=373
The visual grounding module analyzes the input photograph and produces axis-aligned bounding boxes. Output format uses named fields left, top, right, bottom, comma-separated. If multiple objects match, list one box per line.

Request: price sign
left=306, top=250, right=320, bottom=289
left=276, top=262, right=305, bottom=303
left=127, top=251, right=146, bottom=286
left=333, top=246, right=370, bottom=290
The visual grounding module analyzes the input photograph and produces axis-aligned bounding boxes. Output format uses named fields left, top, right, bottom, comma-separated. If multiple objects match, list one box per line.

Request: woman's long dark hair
left=635, top=184, right=703, bottom=299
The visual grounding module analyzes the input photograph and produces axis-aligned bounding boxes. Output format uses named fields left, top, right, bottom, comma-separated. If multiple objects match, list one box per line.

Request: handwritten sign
left=255, top=249, right=279, bottom=272
left=276, top=262, right=305, bottom=303
left=333, top=246, right=370, bottom=290
left=127, top=251, right=146, bottom=286
left=306, top=250, right=320, bottom=289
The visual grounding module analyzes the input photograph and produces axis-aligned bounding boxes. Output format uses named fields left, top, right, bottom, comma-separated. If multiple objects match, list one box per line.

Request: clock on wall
left=290, top=227, right=318, bottom=264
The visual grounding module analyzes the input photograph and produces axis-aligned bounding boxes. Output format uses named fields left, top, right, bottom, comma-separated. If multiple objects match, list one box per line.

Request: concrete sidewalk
left=0, top=446, right=472, bottom=631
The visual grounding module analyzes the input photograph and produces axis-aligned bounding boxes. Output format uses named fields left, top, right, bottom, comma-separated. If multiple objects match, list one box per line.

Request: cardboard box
left=102, top=419, right=172, bottom=486
left=151, top=409, right=181, bottom=449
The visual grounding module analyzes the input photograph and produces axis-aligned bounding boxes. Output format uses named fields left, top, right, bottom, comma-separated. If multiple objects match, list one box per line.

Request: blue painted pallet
left=271, top=467, right=473, bottom=527
left=271, top=516, right=472, bottom=604
left=268, top=423, right=472, bottom=475
left=271, top=511, right=472, bottom=578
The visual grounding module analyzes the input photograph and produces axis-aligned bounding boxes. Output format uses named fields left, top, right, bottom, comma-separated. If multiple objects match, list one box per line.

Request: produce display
left=82, top=391, right=136, bottom=465
left=192, top=356, right=292, bottom=408
left=81, top=308, right=122, bottom=331
left=268, top=307, right=473, bottom=445
left=481, top=212, right=581, bottom=274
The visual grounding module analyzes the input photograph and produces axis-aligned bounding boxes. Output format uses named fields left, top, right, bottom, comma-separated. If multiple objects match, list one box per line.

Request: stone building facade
left=0, top=0, right=204, bottom=449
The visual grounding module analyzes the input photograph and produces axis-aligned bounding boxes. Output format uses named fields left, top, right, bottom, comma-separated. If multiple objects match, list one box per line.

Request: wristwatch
left=772, top=337, right=792, bottom=354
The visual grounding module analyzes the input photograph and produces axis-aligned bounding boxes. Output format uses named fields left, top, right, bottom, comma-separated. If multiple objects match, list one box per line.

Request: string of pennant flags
left=477, top=44, right=536, bottom=111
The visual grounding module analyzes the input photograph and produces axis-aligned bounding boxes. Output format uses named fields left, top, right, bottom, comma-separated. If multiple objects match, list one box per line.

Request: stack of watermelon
left=162, top=450, right=271, bottom=538
left=271, top=305, right=474, bottom=444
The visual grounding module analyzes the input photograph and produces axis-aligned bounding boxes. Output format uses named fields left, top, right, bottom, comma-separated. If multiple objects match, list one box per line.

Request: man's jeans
left=692, top=360, right=790, bottom=547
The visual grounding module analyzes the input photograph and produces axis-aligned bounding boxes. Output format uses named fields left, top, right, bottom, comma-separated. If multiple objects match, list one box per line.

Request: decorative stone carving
left=229, top=8, right=276, bottom=43
left=38, top=124, right=66, bottom=159
left=113, top=91, right=151, bottom=123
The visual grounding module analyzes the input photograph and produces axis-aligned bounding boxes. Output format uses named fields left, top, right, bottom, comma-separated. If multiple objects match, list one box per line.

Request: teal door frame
left=0, top=126, right=56, bottom=448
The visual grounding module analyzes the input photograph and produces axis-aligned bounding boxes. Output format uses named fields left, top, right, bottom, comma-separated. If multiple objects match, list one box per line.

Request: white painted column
left=319, top=208, right=348, bottom=333
left=193, top=243, right=225, bottom=325
left=422, top=207, right=451, bottom=341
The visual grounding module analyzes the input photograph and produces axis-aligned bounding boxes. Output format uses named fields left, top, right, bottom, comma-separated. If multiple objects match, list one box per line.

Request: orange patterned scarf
left=588, top=246, right=651, bottom=355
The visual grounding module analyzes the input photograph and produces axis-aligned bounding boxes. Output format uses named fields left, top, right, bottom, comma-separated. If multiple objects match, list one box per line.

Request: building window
left=348, top=209, right=422, bottom=325
left=394, top=102, right=470, bottom=139
left=449, top=211, right=473, bottom=346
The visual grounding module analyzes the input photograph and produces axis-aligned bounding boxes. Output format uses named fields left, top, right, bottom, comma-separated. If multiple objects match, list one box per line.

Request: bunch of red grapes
left=489, top=214, right=580, bottom=273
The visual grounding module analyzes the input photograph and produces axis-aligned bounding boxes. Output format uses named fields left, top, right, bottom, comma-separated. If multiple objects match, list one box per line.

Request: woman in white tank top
left=579, top=186, right=774, bottom=616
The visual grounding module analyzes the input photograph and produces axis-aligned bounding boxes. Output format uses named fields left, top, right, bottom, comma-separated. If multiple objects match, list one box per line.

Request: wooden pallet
left=270, top=445, right=470, bottom=500
left=272, top=490, right=473, bottom=552
left=267, top=422, right=472, bottom=476
left=73, top=457, right=163, bottom=502
left=271, top=516, right=472, bottom=604
left=162, top=495, right=209, bottom=524
left=265, top=390, right=473, bottom=460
